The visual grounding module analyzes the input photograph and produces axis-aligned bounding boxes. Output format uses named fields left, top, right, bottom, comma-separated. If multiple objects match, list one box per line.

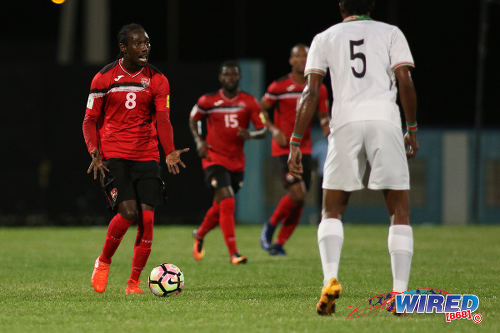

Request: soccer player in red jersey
left=259, top=44, right=331, bottom=256
left=190, top=60, right=267, bottom=264
left=82, top=23, right=189, bottom=294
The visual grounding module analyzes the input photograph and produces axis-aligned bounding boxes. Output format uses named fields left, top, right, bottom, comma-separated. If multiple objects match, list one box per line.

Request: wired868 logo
left=395, top=292, right=482, bottom=323
left=348, top=289, right=482, bottom=324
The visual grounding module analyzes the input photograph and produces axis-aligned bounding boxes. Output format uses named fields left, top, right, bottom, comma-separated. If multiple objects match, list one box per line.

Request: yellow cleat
left=192, top=229, right=205, bottom=261
left=316, top=278, right=342, bottom=315
left=230, top=252, right=248, bottom=265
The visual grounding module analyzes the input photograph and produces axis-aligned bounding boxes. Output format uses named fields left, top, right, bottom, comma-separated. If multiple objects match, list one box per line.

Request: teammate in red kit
left=190, top=60, right=266, bottom=264
left=259, top=44, right=330, bottom=255
left=82, top=23, right=188, bottom=294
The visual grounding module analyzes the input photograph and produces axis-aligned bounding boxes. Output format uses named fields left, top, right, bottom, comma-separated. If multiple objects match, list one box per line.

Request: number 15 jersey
left=305, top=16, right=414, bottom=131
left=190, top=89, right=265, bottom=172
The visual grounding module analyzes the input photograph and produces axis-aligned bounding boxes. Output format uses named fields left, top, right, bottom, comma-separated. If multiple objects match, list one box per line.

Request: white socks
left=318, top=220, right=413, bottom=292
left=388, top=225, right=413, bottom=292
left=317, top=218, right=344, bottom=286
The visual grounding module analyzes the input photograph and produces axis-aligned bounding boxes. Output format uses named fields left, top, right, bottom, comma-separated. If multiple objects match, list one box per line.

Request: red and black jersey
left=83, top=59, right=173, bottom=162
left=190, top=89, right=265, bottom=172
left=263, top=73, right=329, bottom=156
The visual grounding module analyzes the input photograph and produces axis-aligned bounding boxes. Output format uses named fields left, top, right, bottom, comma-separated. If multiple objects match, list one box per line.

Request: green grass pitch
left=0, top=224, right=498, bottom=332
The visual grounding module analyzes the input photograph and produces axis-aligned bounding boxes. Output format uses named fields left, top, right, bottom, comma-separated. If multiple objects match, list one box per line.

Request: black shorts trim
left=277, top=154, right=312, bottom=190
left=100, top=159, right=165, bottom=211
left=204, top=165, right=244, bottom=194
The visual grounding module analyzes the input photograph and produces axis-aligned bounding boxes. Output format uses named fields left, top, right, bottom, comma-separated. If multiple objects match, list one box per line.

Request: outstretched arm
left=395, top=66, right=418, bottom=158
left=288, top=73, right=324, bottom=178
left=157, top=110, right=189, bottom=174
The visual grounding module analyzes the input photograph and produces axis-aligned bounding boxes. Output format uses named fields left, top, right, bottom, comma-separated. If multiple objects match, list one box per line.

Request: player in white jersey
left=288, top=0, right=418, bottom=316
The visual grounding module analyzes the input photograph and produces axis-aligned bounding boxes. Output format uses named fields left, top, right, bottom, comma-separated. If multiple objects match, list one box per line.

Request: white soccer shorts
left=322, top=120, right=410, bottom=191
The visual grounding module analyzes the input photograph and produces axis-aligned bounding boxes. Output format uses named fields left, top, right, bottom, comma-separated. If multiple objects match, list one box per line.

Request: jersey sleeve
left=85, top=72, right=106, bottom=117
left=249, top=96, right=265, bottom=130
left=390, top=27, right=415, bottom=71
left=318, top=84, right=330, bottom=114
left=262, top=81, right=278, bottom=107
left=83, top=72, right=106, bottom=154
left=305, top=33, right=328, bottom=77
left=153, top=73, right=170, bottom=113
left=152, top=74, right=175, bottom=155
left=190, top=95, right=207, bottom=121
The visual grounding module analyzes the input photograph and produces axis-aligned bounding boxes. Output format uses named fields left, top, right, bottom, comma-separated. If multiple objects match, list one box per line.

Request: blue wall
left=237, top=127, right=500, bottom=225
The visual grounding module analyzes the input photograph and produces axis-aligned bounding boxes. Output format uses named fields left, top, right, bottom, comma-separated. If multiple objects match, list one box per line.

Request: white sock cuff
left=318, top=218, right=343, bottom=242
left=388, top=225, right=413, bottom=254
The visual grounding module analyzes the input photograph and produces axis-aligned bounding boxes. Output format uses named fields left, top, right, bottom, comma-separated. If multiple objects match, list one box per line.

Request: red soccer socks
left=219, top=197, right=238, bottom=256
left=275, top=206, right=303, bottom=245
left=100, top=213, right=134, bottom=264
left=269, top=194, right=296, bottom=226
left=129, top=210, right=154, bottom=282
left=196, top=200, right=220, bottom=239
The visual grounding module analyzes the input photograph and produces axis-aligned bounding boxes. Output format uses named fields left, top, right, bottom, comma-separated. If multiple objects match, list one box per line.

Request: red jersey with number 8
left=190, top=89, right=265, bottom=172
left=84, top=59, right=170, bottom=161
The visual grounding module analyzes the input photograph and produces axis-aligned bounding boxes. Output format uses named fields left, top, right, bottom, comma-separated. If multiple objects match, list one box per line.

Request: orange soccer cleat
left=316, top=277, right=342, bottom=315
left=192, top=229, right=205, bottom=261
left=230, top=252, right=248, bottom=265
left=91, top=257, right=110, bottom=293
left=125, top=279, right=144, bottom=294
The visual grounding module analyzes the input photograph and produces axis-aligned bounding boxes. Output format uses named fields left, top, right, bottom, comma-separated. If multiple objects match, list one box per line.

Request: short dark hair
left=340, top=0, right=375, bottom=15
left=290, top=43, right=308, bottom=55
left=117, top=23, right=145, bottom=47
left=219, top=60, right=240, bottom=74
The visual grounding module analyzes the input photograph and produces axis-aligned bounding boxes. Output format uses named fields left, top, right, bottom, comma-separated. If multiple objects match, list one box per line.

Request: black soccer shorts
left=100, top=159, right=165, bottom=211
left=204, top=165, right=244, bottom=194
left=277, top=154, right=312, bottom=191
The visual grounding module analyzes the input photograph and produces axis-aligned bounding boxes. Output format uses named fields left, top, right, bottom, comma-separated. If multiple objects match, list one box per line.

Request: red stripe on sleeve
left=392, top=62, right=415, bottom=71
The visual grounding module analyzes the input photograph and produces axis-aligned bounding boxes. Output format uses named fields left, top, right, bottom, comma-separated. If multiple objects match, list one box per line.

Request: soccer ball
left=148, top=263, right=184, bottom=297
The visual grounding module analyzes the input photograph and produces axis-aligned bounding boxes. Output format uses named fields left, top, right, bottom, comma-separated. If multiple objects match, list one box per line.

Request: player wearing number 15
left=189, top=60, right=266, bottom=264
left=287, top=0, right=418, bottom=315
left=82, top=23, right=189, bottom=294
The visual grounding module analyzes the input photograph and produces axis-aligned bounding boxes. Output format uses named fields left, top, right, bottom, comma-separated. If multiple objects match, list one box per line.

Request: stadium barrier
left=236, top=128, right=500, bottom=225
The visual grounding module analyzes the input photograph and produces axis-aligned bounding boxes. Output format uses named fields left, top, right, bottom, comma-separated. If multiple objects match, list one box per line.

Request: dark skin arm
left=165, top=148, right=189, bottom=175
left=236, top=127, right=267, bottom=140
left=189, top=116, right=211, bottom=158
left=261, top=95, right=329, bottom=144
left=395, top=66, right=418, bottom=158
left=260, top=99, right=288, bottom=147
left=87, top=149, right=109, bottom=180
left=288, top=73, right=324, bottom=179
left=318, top=112, right=330, bottom=136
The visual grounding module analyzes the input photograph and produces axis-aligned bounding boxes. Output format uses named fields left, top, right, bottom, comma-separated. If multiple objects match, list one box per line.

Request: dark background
left=2, top=0, right=499, bottom=225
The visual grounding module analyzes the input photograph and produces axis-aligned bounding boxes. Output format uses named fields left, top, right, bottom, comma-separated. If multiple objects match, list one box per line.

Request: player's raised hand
left=287, top=145, right=303, bottom=179
left=166, top=148, right=190, bottom=174
left=404, top=132, right=418, bottom=158
left=87, top=149, right=109, bottom=180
